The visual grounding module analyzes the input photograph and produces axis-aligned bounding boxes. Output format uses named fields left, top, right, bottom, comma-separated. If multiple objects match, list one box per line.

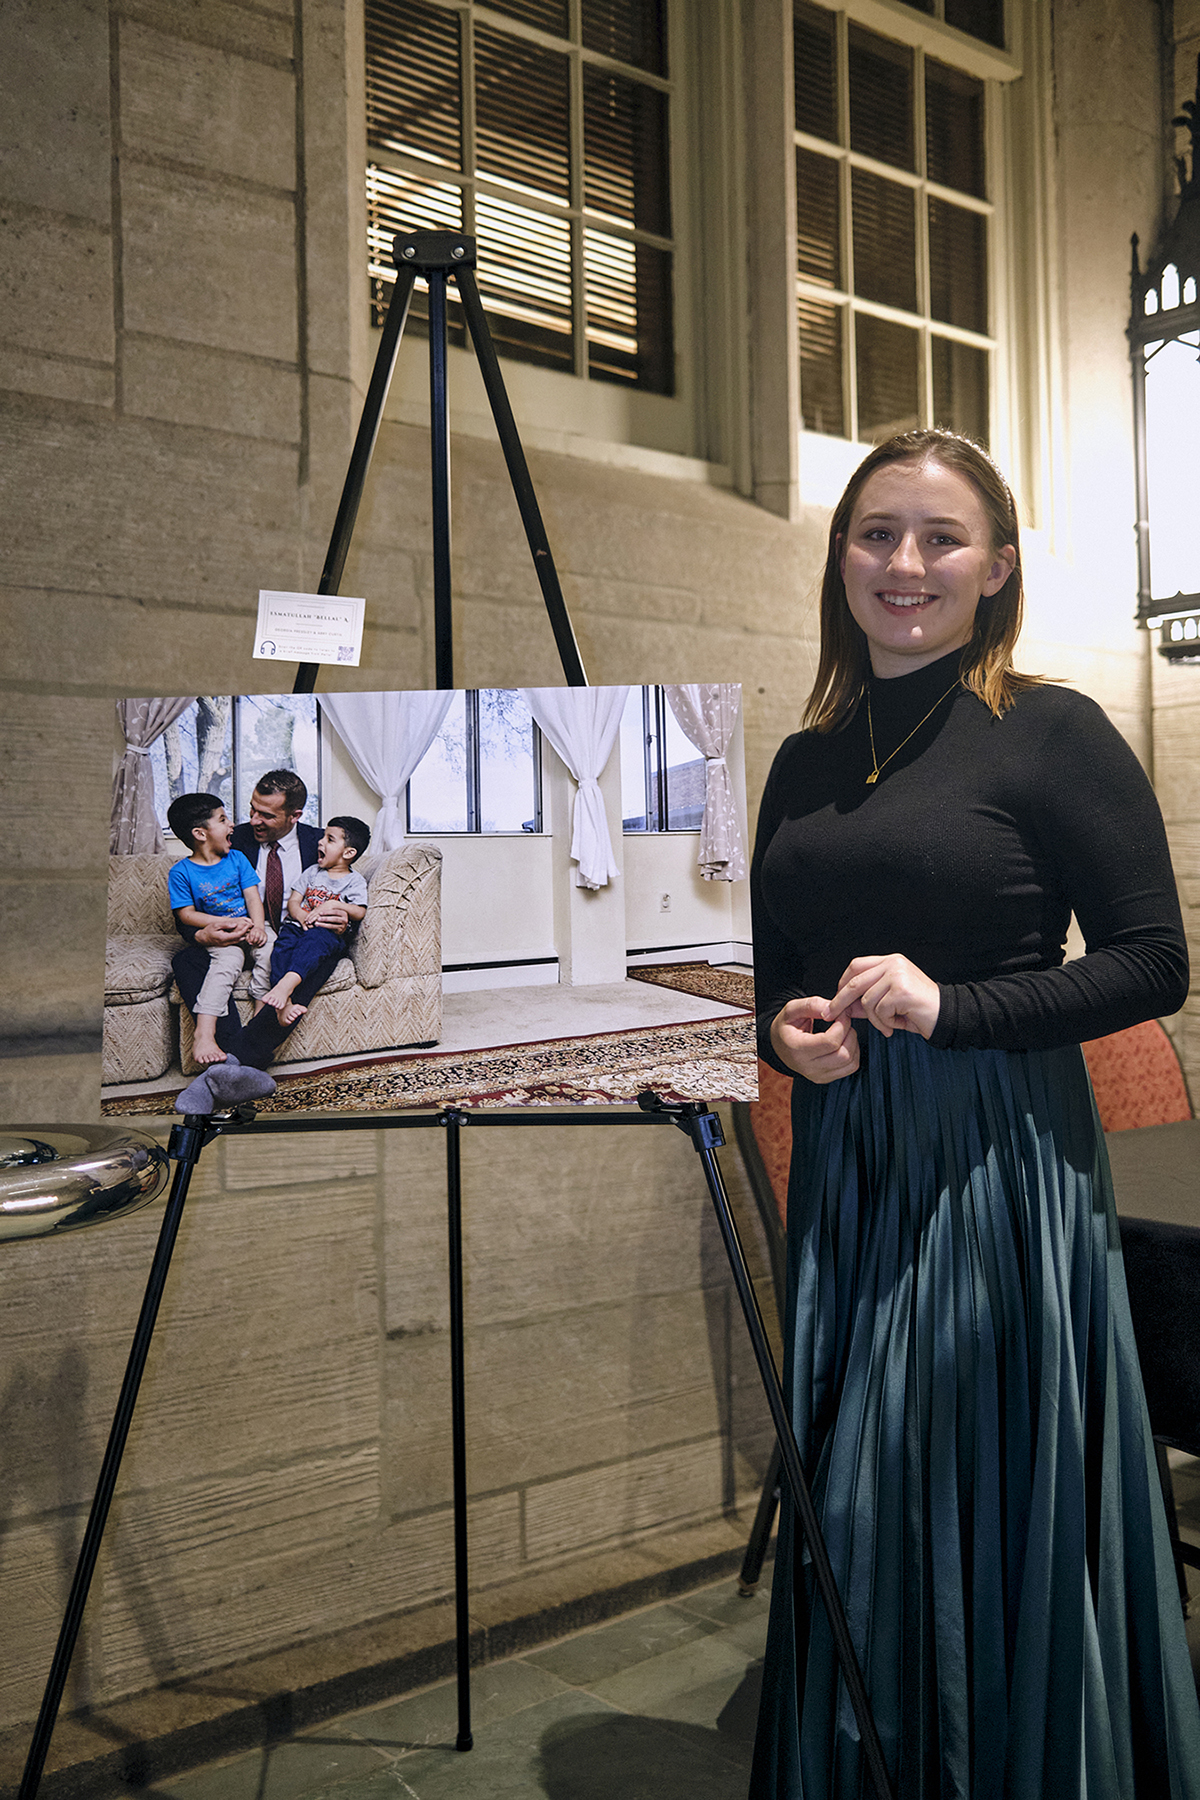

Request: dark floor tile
left=333, top=1659, right=569, bottom=1753
left=154, top=1736, right=389, bottom=1800
left=395, top=1690, right=750, bottom=1800
left=524, top=1602, right=722, bottom=1688
left=677, top=1577, right=774, bottom=1648
left=383, top=1689, right=611, bottom=1798
left=534, top=1704, right=751, bottom=1800
left=589, top=1633, right=754, bottom=1725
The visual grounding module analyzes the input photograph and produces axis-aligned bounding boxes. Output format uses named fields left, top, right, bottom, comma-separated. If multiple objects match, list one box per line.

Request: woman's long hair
left=803, top=429, right=1045, bottom=732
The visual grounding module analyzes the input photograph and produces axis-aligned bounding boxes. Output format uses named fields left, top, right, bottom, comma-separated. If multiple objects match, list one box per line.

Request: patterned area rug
left=627, top=962, right=755, bottom=1011
left=100, top=1016, right=758, bottom=1117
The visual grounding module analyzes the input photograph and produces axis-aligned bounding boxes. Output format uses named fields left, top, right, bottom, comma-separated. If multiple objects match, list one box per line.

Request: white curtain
left=320, top=690, right=456, bottom=851
left=521, top=686, right=628, bottom=889
left=663, top=684, right=747, bottom=882
left=110, top=697, right=195, bottom=854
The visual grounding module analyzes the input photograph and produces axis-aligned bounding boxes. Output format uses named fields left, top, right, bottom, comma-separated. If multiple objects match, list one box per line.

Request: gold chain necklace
left=865, top=678, right=960, bottom=786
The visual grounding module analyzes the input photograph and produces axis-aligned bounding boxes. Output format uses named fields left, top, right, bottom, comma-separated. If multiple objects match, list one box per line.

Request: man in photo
left=172, top=770, right=353, bottom=1074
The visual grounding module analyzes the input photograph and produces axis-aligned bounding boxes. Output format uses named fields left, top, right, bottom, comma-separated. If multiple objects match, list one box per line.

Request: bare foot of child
left=259, top=976, right=299, bottom=1011
left=192, top=1024, right=227, bottom=1066
left=276, top=1001, right=307, bottom=1027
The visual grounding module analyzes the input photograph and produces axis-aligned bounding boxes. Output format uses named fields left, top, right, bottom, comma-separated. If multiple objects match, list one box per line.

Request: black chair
left=1118, top=1214, right=1200, bottom=1612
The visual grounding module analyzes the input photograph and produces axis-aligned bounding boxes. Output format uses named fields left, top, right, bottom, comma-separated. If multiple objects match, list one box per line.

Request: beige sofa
left=103, top=845, right=442, bottom=1084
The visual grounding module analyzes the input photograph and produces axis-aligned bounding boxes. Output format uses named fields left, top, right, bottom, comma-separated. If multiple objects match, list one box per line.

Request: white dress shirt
left=251, top=825, right=305, bottom=898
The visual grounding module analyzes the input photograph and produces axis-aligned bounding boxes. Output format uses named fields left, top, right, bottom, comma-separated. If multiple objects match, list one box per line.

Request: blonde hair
left=803, top=429, right=1046, bottom=733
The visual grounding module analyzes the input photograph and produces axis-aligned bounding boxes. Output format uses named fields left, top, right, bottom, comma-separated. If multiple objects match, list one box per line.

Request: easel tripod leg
left=18, top=1122, right=210, bottom=1800
left=455, top=267, right=586, bottom=688
left=677, top=1108, right=895, bottom=1800
left=443, top=1110, right=473, bottom=1751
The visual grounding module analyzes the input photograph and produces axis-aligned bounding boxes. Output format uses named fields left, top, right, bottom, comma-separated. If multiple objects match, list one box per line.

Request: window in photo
left=149, top=696, right=321, bottom=837
left=407, top=688, right=543, bottom=832
left=619, top=685, right=705, bottom=832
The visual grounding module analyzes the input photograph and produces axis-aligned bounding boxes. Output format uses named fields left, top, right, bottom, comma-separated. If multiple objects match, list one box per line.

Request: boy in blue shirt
left=166, top=793, right=275, bottom=1067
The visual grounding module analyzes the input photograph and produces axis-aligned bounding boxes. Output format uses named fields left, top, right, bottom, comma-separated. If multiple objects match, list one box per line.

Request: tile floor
left=124, top=1575, right=773, bottom=1800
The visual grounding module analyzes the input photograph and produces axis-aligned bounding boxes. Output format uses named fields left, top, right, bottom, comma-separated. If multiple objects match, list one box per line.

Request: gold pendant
left=865, top=770, right=879, bottom=785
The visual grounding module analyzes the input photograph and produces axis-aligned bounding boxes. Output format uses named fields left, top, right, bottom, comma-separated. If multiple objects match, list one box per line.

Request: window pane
left=620, top=686, right=652, bottom=830
left=663, top=704, right=705, bottom=830
left=799, top=296, right=844, bottom=436
left=237, top=696, right=320, bottom=827
left=794, top=0, right=837, bottom=143
left=943, top=0, right=1005, bottom=50
left=1144, top=333, right=1200, bottom=601
left=408, top=691, right=468, bottom=833
left=925, top=60, right=985, bottom=198
left=796, top=147, right=840, bottom=288
left=855, top=313, right=919, bottom=441
left=486, top=0, right=568, bottom=37
left=848, top=25, right=913, bottom=171
left=931, top=336, right=989, bottom=444
left=928, top=198, right=987, bottom=332
left=851, top=170, right=916, bottom=312
left=475, top=25, right=569, bottom=203
left=367, top=164, right=464, bottom=329
left=366, top=0, right=461, bottom=168
left=152, top=698, right=234, bottom=831
left=585, top=230, right=673, bottom=392
left=582, top=0, right=666, bottom=78
left=478, top=690, right=539, bottom=831
left=477, top=194, right=574, bottom=371
left=584, top=67, right=670, bottom=236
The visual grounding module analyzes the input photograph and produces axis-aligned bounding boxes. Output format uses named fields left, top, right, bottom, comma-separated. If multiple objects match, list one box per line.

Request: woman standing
left=749, top=429, right=1200, bottom=1798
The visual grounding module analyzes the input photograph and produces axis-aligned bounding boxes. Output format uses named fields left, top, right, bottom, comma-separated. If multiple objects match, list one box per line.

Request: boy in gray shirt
left=256, top=816, right=370, bottom=1027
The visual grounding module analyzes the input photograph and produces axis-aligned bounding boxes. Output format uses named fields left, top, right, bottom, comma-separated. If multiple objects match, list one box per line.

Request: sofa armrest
left=350, top=845, right=442, bottom=989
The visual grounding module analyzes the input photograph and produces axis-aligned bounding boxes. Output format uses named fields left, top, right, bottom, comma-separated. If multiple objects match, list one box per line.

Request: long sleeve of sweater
left=751, top=656, right=1187, bottom=1068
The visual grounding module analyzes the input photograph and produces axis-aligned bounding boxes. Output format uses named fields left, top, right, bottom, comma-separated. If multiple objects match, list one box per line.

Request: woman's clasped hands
left=769, top=954, right=941, bottom=1085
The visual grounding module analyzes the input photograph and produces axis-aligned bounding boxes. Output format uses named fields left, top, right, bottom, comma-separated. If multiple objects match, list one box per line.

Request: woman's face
left=839, top=459, right=1016, bottom=678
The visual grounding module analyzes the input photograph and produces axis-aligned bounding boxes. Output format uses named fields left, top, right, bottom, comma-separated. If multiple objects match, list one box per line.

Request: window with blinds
left=366, top=0, right=674, bottom=393
left=794, top=1, right=993, bottom=446
left=896, top=0, right=1004, bottom=51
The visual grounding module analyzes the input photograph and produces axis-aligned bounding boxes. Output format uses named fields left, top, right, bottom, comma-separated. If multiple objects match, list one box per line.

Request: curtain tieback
left=705, top=756, right=726, bottom=769
left=126, top=745, right=153, bottom=755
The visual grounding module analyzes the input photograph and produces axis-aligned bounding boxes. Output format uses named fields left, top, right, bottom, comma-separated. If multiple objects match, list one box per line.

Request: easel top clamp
left=293, top=229, right=588, bottom=698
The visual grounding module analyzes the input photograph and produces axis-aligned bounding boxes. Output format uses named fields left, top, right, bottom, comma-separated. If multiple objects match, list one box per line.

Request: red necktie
left=265, top=844, right=284, bottom=929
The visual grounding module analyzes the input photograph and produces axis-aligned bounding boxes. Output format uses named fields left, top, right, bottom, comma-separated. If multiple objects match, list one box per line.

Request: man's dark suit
left=171, top=820, right=338, bottom=1069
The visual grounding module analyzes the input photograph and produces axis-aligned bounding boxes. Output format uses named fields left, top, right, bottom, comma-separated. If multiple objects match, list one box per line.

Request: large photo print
left=101, top=684, right=756, bottom=1117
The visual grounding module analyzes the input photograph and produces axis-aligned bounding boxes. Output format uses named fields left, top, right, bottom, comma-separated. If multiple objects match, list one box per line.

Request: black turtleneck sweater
left=752, top=650, right=1188, bottom=1065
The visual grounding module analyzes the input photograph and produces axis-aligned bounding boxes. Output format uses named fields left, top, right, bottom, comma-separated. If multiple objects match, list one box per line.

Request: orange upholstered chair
left=1081, top=1018, right=1192, bottom=1131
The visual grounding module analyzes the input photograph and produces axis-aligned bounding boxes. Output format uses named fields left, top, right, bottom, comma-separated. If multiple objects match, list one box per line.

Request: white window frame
left=405, top=688, right=545, bottom=835
left=794, top=0, right=1021, bottom=502
left=367, top=0, right=708, bottom=462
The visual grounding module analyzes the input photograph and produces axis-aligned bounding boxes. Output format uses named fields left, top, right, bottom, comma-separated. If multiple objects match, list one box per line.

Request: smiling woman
left=838, top=459, right=1015, bottom=676
left=748, top=429, right=1200, bottom=1798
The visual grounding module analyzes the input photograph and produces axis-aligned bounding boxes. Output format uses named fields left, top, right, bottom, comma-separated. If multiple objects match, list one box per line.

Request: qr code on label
left=337, top=645, right=355, bottom=663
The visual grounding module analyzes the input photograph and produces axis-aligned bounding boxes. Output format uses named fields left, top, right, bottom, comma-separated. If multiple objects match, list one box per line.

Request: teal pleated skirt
left=749, top=1030, right=1200, bottom=1800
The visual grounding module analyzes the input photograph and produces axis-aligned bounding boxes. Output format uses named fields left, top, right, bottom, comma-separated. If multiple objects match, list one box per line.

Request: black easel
left=294, top=229, right=586, bottom=695
left=17, top=229, right=894, bottom=1800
